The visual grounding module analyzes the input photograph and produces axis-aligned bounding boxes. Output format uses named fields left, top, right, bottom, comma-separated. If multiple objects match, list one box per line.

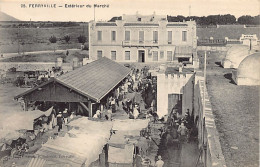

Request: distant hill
left=0, top=11, right=20, bottom=21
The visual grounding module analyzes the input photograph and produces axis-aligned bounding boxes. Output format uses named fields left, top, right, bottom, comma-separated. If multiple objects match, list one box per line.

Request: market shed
left=14, top=57, right=131, bottom=116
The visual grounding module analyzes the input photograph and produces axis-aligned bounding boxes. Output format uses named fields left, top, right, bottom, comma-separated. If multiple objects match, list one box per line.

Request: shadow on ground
left=223, top=73, right=236, bottom=85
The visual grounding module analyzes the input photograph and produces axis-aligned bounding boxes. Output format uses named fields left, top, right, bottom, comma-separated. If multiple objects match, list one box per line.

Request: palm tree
left=64, top=35, right=70, bottom=46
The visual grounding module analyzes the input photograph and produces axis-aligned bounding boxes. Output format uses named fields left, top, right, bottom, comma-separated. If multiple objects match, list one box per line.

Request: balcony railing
left=122, top=40, right=159, bottom=47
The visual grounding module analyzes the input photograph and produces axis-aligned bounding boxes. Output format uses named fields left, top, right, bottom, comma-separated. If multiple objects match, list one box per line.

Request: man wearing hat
left=63, top=108, right=69, bottom=124
left=133, top=104, right=139, bottom=120
left=57, top=112, right=63, bottom=132
left=155, top=155, right=164, bottom=167
left=126, top=98, right=132, bottom=113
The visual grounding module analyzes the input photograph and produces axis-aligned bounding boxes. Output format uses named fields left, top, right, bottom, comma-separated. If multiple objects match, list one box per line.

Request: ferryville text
left=24, top=4, right=109, bottom=8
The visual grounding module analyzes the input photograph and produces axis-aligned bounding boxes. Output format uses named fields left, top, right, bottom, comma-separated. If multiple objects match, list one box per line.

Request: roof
left=124, top=23, right=159, bottom=26
left=167, top=23, right=188, bottom=27
left=96, top=22, right=117, bottom=26
left=237, top=52, right=260, bottom=80
left=223, top=45, right=249, bottom=68
left=15, top=57, right=131, bottom=102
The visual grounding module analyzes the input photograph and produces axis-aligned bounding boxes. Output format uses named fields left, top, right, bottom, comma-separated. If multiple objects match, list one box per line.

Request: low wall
left=0, top=62, right=56, bottom=71
left=194, top=74, right=226, bottom=167
left=197, top=46, right=228, bottom=51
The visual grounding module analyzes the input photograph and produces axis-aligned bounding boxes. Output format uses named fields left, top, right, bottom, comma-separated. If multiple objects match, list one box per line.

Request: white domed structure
left=222, top=45, right=249, bottom=68
left=235, top=52, right=260, bottom=85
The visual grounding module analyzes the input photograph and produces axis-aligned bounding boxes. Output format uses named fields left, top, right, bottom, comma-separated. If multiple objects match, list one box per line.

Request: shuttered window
left=153, top=31, right=158, bottom=43
left=139, top=31, right=144, bottom=43
left=97, top=31, right=102, bottom=41
left=125, top=31, right=130, bottom=41
left=111, top=31, right=116, bottom=41
left=153, top=51, right=158, bottom=61
left=182, top=31, right=187, bottom=41
left=97, top=50, right=102, bottom=59
left=111, top=51, right=116, bottom=60
left=125, top=51, right=130, bottom=60
left=168, top=31, right=172, bottom=44
left=160, top=51, right=164, bottom=59
left=167, top=51, right=172, bottom=61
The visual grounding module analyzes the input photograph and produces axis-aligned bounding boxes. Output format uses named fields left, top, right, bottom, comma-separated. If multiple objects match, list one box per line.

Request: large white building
left=89, top=13, right=197, bottom=64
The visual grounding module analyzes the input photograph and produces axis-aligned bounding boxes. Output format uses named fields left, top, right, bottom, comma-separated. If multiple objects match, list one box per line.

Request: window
left=97, top=50, right=102, bottom=59
left=139, top=31, right=144, bottom=43
left=111, top=51, right=116, bottom=60
left=125, top=31, right=130, bottom=41
left=168, top=31, right=172, bottom=44
left=153, top=51, right=158, bottom=61
left=97, top=31, right=102, bottom=41
left=138, top=18, right=142, bottom=21
left=160, top=51, right=164, bottom=59
left=111, top=31, right=116, bottom=41
left=182, top=31, right=187, bottom=42
left=167, top=51, right=172, bottom=61
left=125, top=51, right=130, bottom=60
left=153, top=31, right=158, bottom=43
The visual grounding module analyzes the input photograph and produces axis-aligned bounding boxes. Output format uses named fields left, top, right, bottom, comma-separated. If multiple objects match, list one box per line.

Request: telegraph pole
left=189, top=5, right=191, bottom=18
left=203, top=50, right=207, bottom=167
left=203, top=51, right=207, bottom=116
left=17, top=26, right=20, bottom=54
left=94, top=6, right=96, bottom=21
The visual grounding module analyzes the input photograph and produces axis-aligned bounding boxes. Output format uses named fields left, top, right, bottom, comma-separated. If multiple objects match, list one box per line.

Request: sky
left=0, top=0, right=259, bottom=22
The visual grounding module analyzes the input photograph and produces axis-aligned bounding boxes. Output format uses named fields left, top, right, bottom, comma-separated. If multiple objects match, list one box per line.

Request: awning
left=35, top=117, right=113, bottom=167
left=108, top=144, right=134, bottom=164
left=112, top=119, right=149, bottom=131
left=0, top=107, right=53, bottom=140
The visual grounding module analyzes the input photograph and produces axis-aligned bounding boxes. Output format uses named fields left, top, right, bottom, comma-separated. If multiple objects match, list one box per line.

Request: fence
left=197, top=39, right=227, bottom=46
left=197, top=46, right=228, bottom=51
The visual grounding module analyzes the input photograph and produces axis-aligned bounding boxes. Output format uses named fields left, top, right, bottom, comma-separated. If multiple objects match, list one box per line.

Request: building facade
left=89, top=13, right=197, bottom=64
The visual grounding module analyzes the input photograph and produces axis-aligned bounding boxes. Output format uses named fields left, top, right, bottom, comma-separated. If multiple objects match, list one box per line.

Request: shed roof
left=167, top=23, right=188, bottom=27
left=15, top=57, right=131, bottom=102
left=96, top=22, right=117, bottom=26
left=124, top=23, right=159, bottom=26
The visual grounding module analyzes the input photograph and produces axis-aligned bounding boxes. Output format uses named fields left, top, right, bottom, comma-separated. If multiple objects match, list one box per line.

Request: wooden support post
left=24, top=100, right=28, bottom=111
left=88, top=101, right=92, bottom=117
left=79, top=102, right=91, bottom=117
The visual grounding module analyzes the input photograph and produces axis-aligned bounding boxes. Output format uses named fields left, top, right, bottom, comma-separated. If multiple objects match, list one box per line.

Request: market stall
left=108, top=119, right=150, bottom=167
left=0, top=107, right=53, bottom=140
left=35, top=117, right=113, bottom=167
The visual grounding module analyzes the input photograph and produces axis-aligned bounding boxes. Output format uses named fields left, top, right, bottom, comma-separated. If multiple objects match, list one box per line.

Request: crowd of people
left=161, top=108, right=198, bottom=145
left=91, top=65, right=157, bottom=122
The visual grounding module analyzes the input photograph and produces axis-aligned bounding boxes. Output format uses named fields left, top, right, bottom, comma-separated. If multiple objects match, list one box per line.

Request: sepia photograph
left=0, top=0, right=259, bottom=166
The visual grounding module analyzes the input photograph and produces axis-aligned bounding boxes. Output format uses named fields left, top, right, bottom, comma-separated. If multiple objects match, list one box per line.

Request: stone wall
left=194, top=73, right=227, bottom=167
left=0, top=62, right=56, bottom=71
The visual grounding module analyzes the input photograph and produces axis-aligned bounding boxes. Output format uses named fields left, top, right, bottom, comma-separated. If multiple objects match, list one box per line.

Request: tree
left=49, top=35, right=57, bottom=52
left=78, top=35, right=86, bottom=44
left=64, top=35, right=70, bottom=48
left=237, top=15, right=258, bottom=25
